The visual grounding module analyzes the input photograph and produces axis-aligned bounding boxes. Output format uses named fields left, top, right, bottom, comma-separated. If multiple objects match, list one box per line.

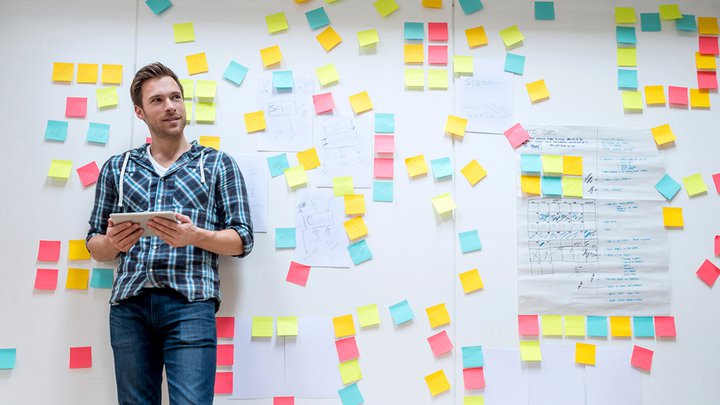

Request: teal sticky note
left=375, top=113, right=395, bottom=133
left=587, top=316, right=608, bottom=337
left=521, top=154, right=542, bottom=174
left=676, top=14, right=697, bottom=32
left=223, top=61, right=249, bottom=86
left=0, top=348, right=17, bottom=369
left=145, top=0, right=172, bottom=15
left=275, top=227, right=296, bottom=249
left=534, top=1, right=555, bottom=21
left=90, top=268, right=114, bottom=289
left=373, top=180, right=393, bottom=202
left=633, top=316, right=655, bottom=338
left=641, top=13, right=661, bottom=32
left=616, top=26, right=637, bottom=45
left=267, top=153, right=290, bottom=177
left=430, top=157, right=452, bottom=180
left=273, top=71, right=294, bottom=90
left=87, top=122, right=110, bottom=144
left=462, top=346, right=484, bottom=368
left=458, top=0, right=483, bottom=15
left=338, top=382, right=364, bottom=405
left=389, top=300, right=414, bottom=325
left=541, top=176, right=562, bottom=196
left=618, top=69, right=638, bottom=89
left=655, top=174, right=681, bottom=200
left=458, top=230, right=482, bottom=253
left=504, top=53, right=526, bottom=75
left=306, top=7, right=330, bottom=30
left=45, top=120, right=69, bottom=142
left=348, top=239, right=372, bottom=266
left=404, top=22, right=424, bottom=41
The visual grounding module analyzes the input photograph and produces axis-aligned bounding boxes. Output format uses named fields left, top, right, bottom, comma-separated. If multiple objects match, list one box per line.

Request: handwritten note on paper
left=258, top=76, right=313, bottom=151
left=459, top=269, right=483, bottom=293
left=456, top=59, right=512, bottom=134
left=313, top=110, right=373, bottom=188
left=295, top=188, right=350, bottom=267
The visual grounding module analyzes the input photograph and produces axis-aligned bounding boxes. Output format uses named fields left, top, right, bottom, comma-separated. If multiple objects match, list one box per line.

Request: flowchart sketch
left=294, top=188, right=351, bottom=268
left=257, top=76, right=314, bottom=152
left=312, top=110, right=372, bottom=188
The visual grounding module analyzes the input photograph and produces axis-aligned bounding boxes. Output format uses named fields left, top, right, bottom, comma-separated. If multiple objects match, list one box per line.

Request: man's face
left=134, top=76, right=186, bottom=140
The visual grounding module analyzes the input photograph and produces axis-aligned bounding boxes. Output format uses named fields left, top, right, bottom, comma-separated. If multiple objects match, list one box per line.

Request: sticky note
left=404, top=68, right=424, bottom=88
left=48, top=160, right=72, bottom=179
left=336, top=337, right=359, bottom=362
left=424, top=370, right=451, bottom=396
left=431, top=193, right=456, bottom=215
left=655, top=174, right=682, bottom=200
left=0, top=348, right=17, bottom=369
left=464, top=396, right=485, bottom=405
left=458, top=0, right=483, bottom=14
left=35, top=268, right=58, bottom=290
left=77, top=63, right=98, bottom=84
left=654, top=316, right=676, bottom=337
left=217, top=344, right=234, bottom=366
left=677, top=14, right=698, bottom=31
left=180, top=79, right=194, bottom=99
left=69, top=346, right=92, bottom=369
left=196, top=80, right=216, bottom=102
left=101, top=64, right=122, bottom=85
left=714, top=174, right=720, bottom=194
left=645, top=85, right=666, bottom=105
left=633, top=316, right=655, bottom=338
left=260, top=45, right=282, bottom=67
left=428, top=45, right=448, bottom=65
left=65, top=97, right=87, bottom=118
left=518, top=315, right=539, bottom=336
left=306, top=7, right=330, bottom=30
left=463, top=367, right=485, bottom=389
left=338, top=383, right=363, bottom=405
left=662, top=207, right=683, bottom=227
left=358, top=304, right=380, bottom=327
left=526, top=79, right=550, bottom=103
left=521, top=175, right=541, bottom=195
left=445, top=115, right=468, bottom=137
left=66, top=268, right=89, bottom=290
left=375, top=134, right=395, bottom=154
left=221, top=61, right=249, bottom=86
left=405, top=155, right=428, bottom=177
left=462, top=346, right=484, bottom=368
left=173, top=22, right=195, bottom=43
left=431, top=157, right=452, bottom=180
left=96, top=87, right=118, bottom=109
left=562, top=156, right=583, bottom=176
left=616, top=26, right=636, bottom=45
left=562, top=177, right=583, bottom=198
left=541, top=315, right=563, bottom=336
left=216, top=317, right=235, bottom=339
left=214, top=372, right=233, bottom=394
left=631, top=345, right=653, bottom=371
left=504, top=53, right=525, bottom=75
left=45, top=120, right=68, bottom=142
left=668, top=86, right=688, bottom=105
left=77, top=161, right=100, bottom=187
left=275, top=228, right=296, bottom=249
left=427, top=330, right=454, bottom=357
left=358, top=29, right=380, bottom=47
left=698, top=71, right=718, bottom=90
left=458, top=230, right=482, bottom=253
left=186, top=52, right=209, bottom=75
left=699, top=17, right=720, bottom=35
left=617, top=48, right=637, bottom=67
left=454, top=55, right=474, bottom=74
left=244, top=111, right=266, bottom=133
left=426, top=303, right=450, bottom=328
left=145, top=0, right=172, bottom=15
left=504, top=123, right=530, bottom=148
left=564, top=316, right=586, bottom=337
left=88, top=268, right=113, bottom=289
left=716, top=234, right=720, bottom=255
left=333, top=314, right=356, bottom=338
left=696, top=52, right=717, bottom=70
left=266, top=12, right=288, bottom=34
left=313, top=92, right=335, bottom=114
left=641, top=13, right=661, bottom=31
left=587, top=315, right=608, bottom=337
left=610, top=316, right=632, bottom=337
left=372, top=113, right=394, bottom=134
left=374, top=0, right=399, bottom=17
left=696, top=259, right=720, bottom=286
left=52, top=62, right=74, bottom=82
left=285, top=165, right=308, bottom=188
left=374, top=157, right=394, bottom=179
left=38, top=240, right=61, bottom=262
left=690, top=88, right=711, bottom=108
left=404, top=44, right=424, bottom=64
left=622, top=90, right=643, bottom=110
left=272, top=71, right=294, bottom=90
left=251, top=316, right=273, bottom=338
left=195, top=102, right=215, bottom=124
left=521, top=154, right=541, bottom=174
left=428, top=22, right=448, bottom=41
left=373, top=180, right=393, bottom=202
left=297, top=147, right=320, bottom=170
left=423, top=0, right=442, bottom=9
left=286, top=261, right=310, bottom=286
left=460, top=160, right=487, bottom=186
left=535, top=1, right=554, bottom=20
left=465, top=26, right=488, bottom=48
left=344, top=194, right=366, bottom=216
left=499, top=25, right=524, bottom=48
left=199, top=136, right=220, bottom=151
left=347, top=239, right=372, bottom=265
left=519, top=340, right=542, bottom=361
left=343, top=216, right=368, bottom=241
left=616, top=7, right=636, bottom=24
left=349, top=91, right=372, bottom=114
left=459, top=269, right=483, bottom=293
left=317, top=26, right=342, bottom=52
left=617, top=69, right=638, bottom=89
left=683, top=173, right=708, bottom=196
left=277, top=316, right=298, bottom=336
left=404, top=22, right=424, bottom=41
left=575, top=342, right=596, bottom=365
left=659, top=4, right=681, bottom=20
left=389, top=300, right=414, bottom=325
left=428, top=70, right=448, bottom=89
left=86, top=122, right=110, bottom=145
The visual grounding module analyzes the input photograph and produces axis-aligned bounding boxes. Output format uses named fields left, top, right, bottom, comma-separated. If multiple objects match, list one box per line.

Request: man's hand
left=147, top=213, right=199, bottom=248
left=106, top=219, right=144, bottom=252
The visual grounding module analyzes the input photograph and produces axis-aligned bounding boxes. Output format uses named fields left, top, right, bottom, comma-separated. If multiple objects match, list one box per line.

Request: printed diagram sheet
left=517, top=126, right=670, bottom=315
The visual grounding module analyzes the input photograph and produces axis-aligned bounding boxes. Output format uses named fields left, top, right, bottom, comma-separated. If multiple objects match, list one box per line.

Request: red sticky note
left=699, top=36, right=719, bottom=56
left=504, top=123, right=530, bottom=148
left=712, top=173, right=720, bottom=193
left=427, top=330, right=453, bottom=357
left=428, top=45, right=448, bottom=65
left=631, top=345, right=653, bottom=371
left=518, top=314, right=539, bottom=336
left=654, top=316, right=676, bottom=337
left=217, top=344, right=234, bottom=366
left=313, top=92, right=335, bottom=114
left=214, top=371, right=233, bottom=394
left=428, top=22, right=449, bottom=41
left=34, top=268, right=59, bottom=290
left=715, top=234, right=720, bottom=256
left=463, top=367, right=486, bottom=389
left=286, top=261, right=311, bottom=287
left=69, top=346, right=92, bottom=369
left=335, top=336, right=360, bottom=362
left=374, top=135, right=395, bottom=155
left=37, top=240, right=61, bottom=262
left=216, top=316, right=235, bottom=339
left=696, top=259, right=720, bottom=287
left=697, top=71, right=718, bottom=90
left=65, top=97, right=88, bottom=118
left=76, top=161, right=100, bottom=187
left=274, top=397, right=295, bottom=405
left=668, top=86, right=688, bottom=106
left=374, top=157, right=394, bottom=179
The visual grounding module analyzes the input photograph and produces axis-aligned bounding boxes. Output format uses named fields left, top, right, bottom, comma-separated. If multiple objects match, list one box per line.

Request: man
left=86, top=62, right=253, bottom=404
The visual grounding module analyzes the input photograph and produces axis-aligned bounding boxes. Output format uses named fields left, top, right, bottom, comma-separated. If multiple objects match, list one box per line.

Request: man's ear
left=134, top=104, right=145, bottom=121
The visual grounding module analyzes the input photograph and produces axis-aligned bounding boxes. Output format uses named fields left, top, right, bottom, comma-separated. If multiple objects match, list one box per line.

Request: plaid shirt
left=86, top=141, right=253, bottom=306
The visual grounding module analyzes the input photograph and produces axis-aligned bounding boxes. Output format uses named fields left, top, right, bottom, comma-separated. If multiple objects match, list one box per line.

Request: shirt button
left=153, top=245, right=158, bottom=250
left=149, top=268, right=154, bottom=272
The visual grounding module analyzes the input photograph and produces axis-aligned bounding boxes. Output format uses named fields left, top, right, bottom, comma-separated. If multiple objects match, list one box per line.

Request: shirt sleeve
left=215, top=152, right=254, bottom=258
left=86, top=159, right=118, bottom=245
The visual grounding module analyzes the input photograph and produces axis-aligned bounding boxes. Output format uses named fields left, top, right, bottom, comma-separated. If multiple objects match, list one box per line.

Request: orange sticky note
left=77, top=63, right=99, bottom=84
left=651, top=124, right=676, bottom=146
left=575, top=342, right=596, bottom=365
left=425, top=303, right=451, bottom=328
left=644, top=85, right=666, bottom=105
left=101, top=64, right=123, bottom=84
left=563, top=156, right=583, bottom=176
left=349, top=91, right=373, bottom=114
left=260, top=45, right=283, bottom=67
left=52, top=62, right=74, bottom=82
left=244, top=111, right=266, bottom=133
left=526, top=79, right=550, bottom=103
left=465, top=26, right=488, bottom=48
left=297, top=147, right=321, bottom=170
left=186, top=52, right=209, bottom=75
left=333, top=314, right=356, bottom=338
left=404, top=44, right=424, bottom=64
left=445, top=115, right=468, bottom=137
left=663, top=207, right=683, bottom=227
left=343, top=216, right=368, bottom=241
left=405, top=155, right=428, bottom=177
left=316, top=26, right=342, bottom=52
left=698, top=17, right=719, bottom=35
left=459, top=269, right=483, bottom=293
left=609, top=316, right=632, bottom=337
left=521, top=175, right=541, bottom=195
left=424, top=370, right=451, bottom=396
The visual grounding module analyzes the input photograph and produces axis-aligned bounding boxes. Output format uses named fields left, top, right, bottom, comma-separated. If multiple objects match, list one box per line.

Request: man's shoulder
left=104, top=144, right=148, bottom=166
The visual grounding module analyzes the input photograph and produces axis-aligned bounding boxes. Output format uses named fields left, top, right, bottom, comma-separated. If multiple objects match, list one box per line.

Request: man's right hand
left=106, top=219, right=144, bottom=252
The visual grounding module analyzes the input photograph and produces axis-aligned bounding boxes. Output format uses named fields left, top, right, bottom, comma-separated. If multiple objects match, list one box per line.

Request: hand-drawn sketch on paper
left=313, top=109, right=372, bottom=188
left=294, top=188, right=350, bottom=268
left=257, top=76, right=314, bottom=152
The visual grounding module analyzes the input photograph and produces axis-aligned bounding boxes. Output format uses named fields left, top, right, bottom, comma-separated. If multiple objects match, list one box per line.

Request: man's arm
left=88, top=220, right=145, bottom=262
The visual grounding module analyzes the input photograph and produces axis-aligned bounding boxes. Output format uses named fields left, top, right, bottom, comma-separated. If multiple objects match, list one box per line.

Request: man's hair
left=130, top=62, right=184, bottom=108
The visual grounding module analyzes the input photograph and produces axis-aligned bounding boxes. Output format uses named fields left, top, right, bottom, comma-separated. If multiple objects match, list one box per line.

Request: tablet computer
left=109, top=211, right=177, bottom=238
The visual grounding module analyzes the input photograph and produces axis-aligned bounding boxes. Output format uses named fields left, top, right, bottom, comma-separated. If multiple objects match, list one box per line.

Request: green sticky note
left=277, top=316, right=298, bottom=336
left=499, top=25, right=524, bottom=47
left=541, top=315, right=563, bottom=336
left=196, top=102, right=216, bottom=124
left=404, top=68, right=424, bottom=88
left=676, top=14, right=697, bottom=32
left=616, top=26, right=636, bottom=44
left=251, top=316, right=274, bottom=338
left=358, top=304, right=380, bottom=327
left=180, top=79, right=194, bottom=99
left=683, top=173, right=708, bottom=196
left=196, top=80, right=216, bottom=102
left=333, top=176, right=354, bottom=196
left=266, top=12, right=289, bottom=34
left=641, top=13, right=661, bottom=31
left=541, top=154, right=563, bottom=176
left=145, top=0, right=172, bottom=15
left=622, top=90, right=643, bottom=110
left=45, top=120, right=69, bottom=142
left=587, top=316, right=608, bottom=337
left=96, top=87, right=118, bottom=109
left=338, top=359, right=362, bottom=384
left=374, top=0, right=399, bottom=17
left=615, top=7, right=636, bottom=24
left=373, top=180, right=393, bottom=202
left=618, top=69, right=638, bottom=89
left=562, top=176, right=583, bottom=198
left=0, top=348, right=17, bottom=369
left=90, top=268, right=114, bottom=289
left=535, top=1, right=555, bottom=21
left=358, top=29, right=380, bottom=47
left=275, top=228, right=296, bottom=249
left=306, top=7, right=330, bottom=30
left=659, top=4, right=682, bottom=20
left=519, top=340, right=542, bottom=361
left=173, top=22, right=195, bottom=43
left=48, top=160, right=72, bottom=179
left=458, top=0, right=483, bottom=15
left=564, top=316, right=586, bottom=337
left=316, top=64, right=339, bottom=86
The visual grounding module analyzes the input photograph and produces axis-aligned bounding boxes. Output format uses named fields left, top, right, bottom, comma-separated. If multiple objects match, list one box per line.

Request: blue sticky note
left=90, top=268, right=114, bottom=289
left=267, top=153, right=290, bottom=177
left=145, top=0, right=172, bottom=15
left=655, top=174, right=681, bottom=200
left=87, top=122, right=110, bottom=144
left=640, top=13, right=661, bottom=32
left=223, top=61, right=249, bottom=86
left=0, top=348, right=17, bottom=369
left=373, top=180, right=393, bottom=202
left=306, top=7, right=330, bottom=30
left=404, top=22, right=424, bottom=41
left=462, top=346, right=484, bottom=368
left=618, top=69, right=638, bottom=89
left=541, top=176, right=562, bottom=196
left=389, top=300, right=414, bottom=325
left=430, top=157, right=452, bottom=180
left=458, top=0, right=483, bottom=15
left=273, top=70, right=294, bottom=90
left=521, top=154, right=542, bottom=174
left=676, top=14, right=697, bottom=32
left=458, top=230, right=482, bottom=253
left=348, top=239, right=372, bottom=266
left=587, top=316, right=608, bottom=337
left=338, top=382, right=364, bottom=405
left=633, top=316, right=655, bottom=338
left=504, top=53, right=526, bottom=75
left=45, top=120, right=68, bottom=142
left=375, top=113, right=395, bottom=133
left=534, top=1, right=555, bottom=21
left=275, top=227, right=296, bottom=249
left=616, top=26, right=637, bottom=45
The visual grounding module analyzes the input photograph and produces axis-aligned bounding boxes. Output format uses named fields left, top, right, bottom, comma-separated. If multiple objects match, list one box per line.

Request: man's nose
left=163, top=98, right=176, bottom=111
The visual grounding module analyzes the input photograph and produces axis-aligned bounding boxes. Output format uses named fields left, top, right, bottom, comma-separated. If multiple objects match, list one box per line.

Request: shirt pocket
left=172, top=167, right=211, bottom=211
left=119, top=170, right=151, bottom=212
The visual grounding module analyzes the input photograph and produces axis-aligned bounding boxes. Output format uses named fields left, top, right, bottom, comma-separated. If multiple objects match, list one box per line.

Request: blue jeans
left=109, top=288, right=218, bottom=405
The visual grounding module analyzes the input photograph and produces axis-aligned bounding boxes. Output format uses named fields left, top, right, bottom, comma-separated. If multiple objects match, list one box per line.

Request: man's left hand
left=148, top=213, right=200, bottom=248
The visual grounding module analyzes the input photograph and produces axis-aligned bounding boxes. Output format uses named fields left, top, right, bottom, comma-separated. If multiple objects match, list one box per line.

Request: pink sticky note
left=654, top=316, right=676, bottom=338
left=428, top=22, right=448, bottom=41
left=77, top=161, right=100, bottom=187
left=631, top=345, right=653, bottom=371
left=313, top=92, right=335, bottom=114
left=712, top=173, right=720, bottom=193
left=217, top=344, right=234, bottom=366
left=697, top=71, right=718, bottom=90
left=374, top=157, right=394, bottom=179
left=146, top=137, right=152, bottom=144
left=715, top=234, right=720, bottom=256
left=504, top=123, right=530, bottom=149
left=518, top=314, right=539, bottom=336
left=696, top=259, right=720, bottom=287
left=216, top=316, right=235, bottom=339
left=274, top=397, right=295, bottom=405
left=374, top=135, right=395, bottom=154
left=428, top=45, right=448, bottom=65
left=65, top=97, right=88, bottom=118
left=699, top=36, right=719, bottom=56
left=214, top=371, right=233, bottom=394
left=69, top=346, right=92, bottom=369
left=37, top=240, right=61, bottom=262
left=34, top=268, right=59, bottom=290
left=668, top=86, right=689, bottom=106
left=463, top=367, right=486, bottom=389
left=286, top=261, right=311, bottom=287
left=335, top=336, right=360, bottom=362
left=427, top=330, right=453, bottom=357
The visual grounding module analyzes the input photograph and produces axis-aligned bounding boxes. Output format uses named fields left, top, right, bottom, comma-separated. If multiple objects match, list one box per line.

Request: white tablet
left=109, top=211, right=178, bottom=238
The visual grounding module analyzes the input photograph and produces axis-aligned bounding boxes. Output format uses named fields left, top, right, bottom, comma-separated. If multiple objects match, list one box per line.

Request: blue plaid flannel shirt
left=86, top=141, right=253, bottom=306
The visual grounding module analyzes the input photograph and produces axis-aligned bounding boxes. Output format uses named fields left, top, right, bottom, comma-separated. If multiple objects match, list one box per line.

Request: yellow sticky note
left=609, top=316, right=632, bottom=337
left=622, top=90, right=643, bottom=110
left=690, top=88, right=711, bottom=108
left=343, top=216, right=368, bottom=241
left=333, top=314, right=356, bottom=338
left=431, top=193, right=456, bottom=215
left=464, top=396, right=485, bottom=405
left=541, top=315, right=563, bottom=336
left=317, top=26, right=342, bottom=52
left=285, top=165, right=308, bottom=188
left=526, top=79, right=550, bottom=103
left=428, top=69, right=448, bottom=89
left=521, top=175, right=541, bottom=195
left=658, top=4, right=681, bottom=20
left=173, top=22, right=195, bottom=43
left=445, top=115, right=468, bottom=137
left=541, top=155, right=563, bottom=176
left=185, top=101, right=193, bottom=123
left=617, top=48, right=637, bottom=67
left=563, top=156, right=583, bottom=176
left=405, top=68, right=425, bottom=88
left=101, top=64, right=123, bottom=85
left=696, top=52, right=717, bottom=71
left=199, top=136, right=220, bottom=150
left=338, top=359, right=362, bottom=384
left=465, top=26, right=488, bottom=48
left=186, top=52, right=209, bottom=75
left=519, top=340, right=542, bottom=361
left=575, top=342, right=596, bottom=365
left=195, top=102, right=215, bottom=124
left=562, top=177, right=584, bottom=198
left=315, top=64, right=339, bottom=86
left=651, top=124, right=676, bottom=146
left=196, top=80, right=217, bottom=102
left=424, top=370, right=451, bottom=396
left=663, top=207, right=684, bottom=227
left=277, top=316, right=299, bottom=336
left=358, top=29, right=380, bottom=47
left=349, top=91, right=373, bottom=114
left=564, top=316, right=586, bottom=337
left=266, top=12, right=288, bottom=34
left=334, top=176, right=354, bottom=197
left=405, top=155, right=428, bottom=177
left=96, top=87, right=118, bottom=109
left=48, top=160, right=73, bottom=179
left=251, top=316, right=274, bottom=338
left=358, top=304, right=380, bottom=327
left=499, top=25, right=524, bottom=47
left=459, top=269, right=483, bottom=293
left=615, top=7, right=637, bottom=24
left=460, top=159, right=487, bottom=186
left=66, top=268, right=89, bottom=290
left=426, top=303, right=451, bottom=328
left=260, top=45, right=283, bottom=68
left=683, top=173, right=708, bottom=196
left=180, top=79, right=194, bottom=99
left=454, top=55, right=474, bottom=75
left=345, top=194, right=366, bottom=216
left=645, top=85, right=666, bottom=105
left=68, top=240, right=90, bottom=261
left=374, top=0, right=399, bottom=17
left=244, top=111, right=266, bottom=133
left=77, top=63, right=98, bottom=84
left=698, top=17, right=720, bottom=35
left=52, top=62, right=74, bottom=82
left=404, top=44, right=424, bottom=64
left=423, top=0, right=442, bottom=8
left=297, top=147, right=321, bottom=170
